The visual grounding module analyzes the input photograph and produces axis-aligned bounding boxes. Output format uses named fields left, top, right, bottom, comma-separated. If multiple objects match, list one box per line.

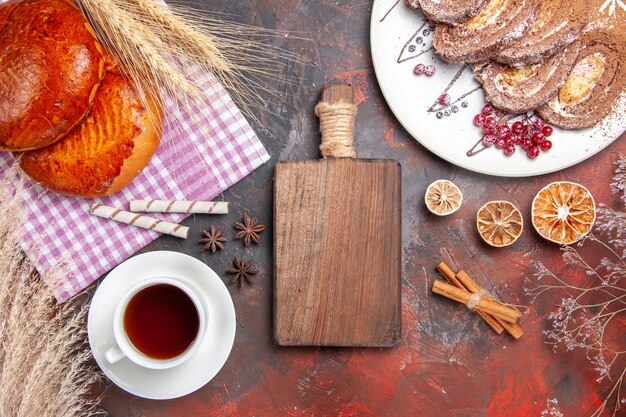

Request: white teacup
left=105, top=277, right=206, bottom=370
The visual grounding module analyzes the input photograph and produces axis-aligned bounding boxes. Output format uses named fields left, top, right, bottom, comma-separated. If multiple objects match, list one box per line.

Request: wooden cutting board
left=274, top=83, right=402, bottom=347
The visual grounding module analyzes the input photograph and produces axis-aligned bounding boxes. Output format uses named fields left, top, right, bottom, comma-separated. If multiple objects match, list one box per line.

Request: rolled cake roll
left=495, top=0, right=584, bottom=67
left=476, top=39, right=581, bottom=114
left=538, top=32, right=625, bottom=129
left=432, top=0, right=540, bottom=64
left=405, top=0, right=489, bottom=26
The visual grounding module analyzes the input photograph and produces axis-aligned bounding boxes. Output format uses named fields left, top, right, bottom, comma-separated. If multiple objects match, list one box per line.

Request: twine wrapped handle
left=314, top=83, right=357, bottom=158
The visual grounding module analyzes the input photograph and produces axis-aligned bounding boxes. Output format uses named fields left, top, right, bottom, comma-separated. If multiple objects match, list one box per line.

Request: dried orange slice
left=476, top=201, right=523, bottom=247
left=425, top=180, right=463, bottom=216
left=531, top=181, right=596, bottom=245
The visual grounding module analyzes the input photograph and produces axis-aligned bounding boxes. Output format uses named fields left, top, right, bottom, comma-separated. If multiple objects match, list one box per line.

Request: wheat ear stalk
left=0, top=166, right=101, bottom=417
left=77, top=0, right=199, bottom=102
left=75, top=0, right=303, bottom=126
left=126, top=0, right=230, bottom=74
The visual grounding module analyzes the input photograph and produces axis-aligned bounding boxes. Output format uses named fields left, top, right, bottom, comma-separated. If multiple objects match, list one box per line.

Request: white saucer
left=88, top=251, right=236, bottom=400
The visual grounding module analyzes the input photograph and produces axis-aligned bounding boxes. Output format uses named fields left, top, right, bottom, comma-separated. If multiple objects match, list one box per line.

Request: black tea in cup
left=123, top=283, right=200, bottom=359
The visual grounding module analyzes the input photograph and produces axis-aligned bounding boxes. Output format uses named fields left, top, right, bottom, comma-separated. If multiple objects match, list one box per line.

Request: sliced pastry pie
left=0, top=0, right=105, bottom=151
left=18, top=67, right=162, bottom=198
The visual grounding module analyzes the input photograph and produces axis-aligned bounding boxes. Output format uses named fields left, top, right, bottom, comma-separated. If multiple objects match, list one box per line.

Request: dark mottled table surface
left=99, top=0, right=626, bottom=415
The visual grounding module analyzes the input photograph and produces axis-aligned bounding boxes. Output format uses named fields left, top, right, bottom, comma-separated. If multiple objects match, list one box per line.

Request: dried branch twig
left=524, top=155, right=626, bottom=417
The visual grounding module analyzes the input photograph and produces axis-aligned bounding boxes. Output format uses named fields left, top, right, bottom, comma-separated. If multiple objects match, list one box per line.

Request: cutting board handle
left=314, top=83, right=357, bottom=158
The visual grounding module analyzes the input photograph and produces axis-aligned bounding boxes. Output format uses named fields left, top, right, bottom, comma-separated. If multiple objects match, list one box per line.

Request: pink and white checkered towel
left=0, top=68, right=269, bottom=302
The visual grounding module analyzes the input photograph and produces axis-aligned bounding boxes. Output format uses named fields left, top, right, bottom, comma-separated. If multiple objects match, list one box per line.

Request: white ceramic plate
left=370, top=0, right=626, bottom=177
left=88, top=251, right=236, bottom=400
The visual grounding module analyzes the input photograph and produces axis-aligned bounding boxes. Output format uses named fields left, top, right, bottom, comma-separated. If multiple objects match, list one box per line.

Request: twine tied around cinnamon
left=314, top=102, right=357, bottom=158
left=433, top=261, right=524, bottom=339
left=466, top=288, right=489, bottom=311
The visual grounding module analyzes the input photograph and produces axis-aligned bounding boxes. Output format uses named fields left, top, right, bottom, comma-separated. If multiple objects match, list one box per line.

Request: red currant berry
left=485, top=117, right=497, bottom=128
left=542, top=126, right=553, bottom=137
left=495, top=138, right=507, bottom=149
left=413, top=64, right=425, bottom=75
left=482, top=134, right=496, bottom=146
left=532, top=132, right=545, bottom=144
left=527, top=146, right=540, bottom=159
left=424, top=65, right=436, bottom=76
left=482, top=125, right=495, bottom=135
left=504, top=145, right=516, bottom=156
left=512, top=121, right=524, bottom=134
left=497, top=125, right=510, bottom=136
left=438, top=94, right=451, bottom=106
left=533, top=119, right=545, bottom=130
left=501, top=133, right=513, bottom=144
left=522, top=138, right=533, bottom=150
left=474, top=114, right=486, bottom=126
left=541, top=140, right=552, bottom=151
left=482, top=104, right=494, bottom=116
left=511, top=134, right=523, bottom=144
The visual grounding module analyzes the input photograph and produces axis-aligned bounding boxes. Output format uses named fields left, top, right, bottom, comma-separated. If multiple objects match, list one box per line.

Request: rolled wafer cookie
left=90, top=204, right=190, bottom=239
left=129, top=200, right=229, bottom=214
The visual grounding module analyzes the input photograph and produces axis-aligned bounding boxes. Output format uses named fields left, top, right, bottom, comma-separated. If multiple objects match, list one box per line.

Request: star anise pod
left=233, top=212, right=265, bottom=246
left=198, top=225, right=227, bottom=253
left=226, top=258, right=258, bottom=288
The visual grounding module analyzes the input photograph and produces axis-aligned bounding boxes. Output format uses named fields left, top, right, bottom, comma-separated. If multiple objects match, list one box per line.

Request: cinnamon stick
left=431, top=280, right=522, bottom=323
left=456, top=270, right=524, bottom=339
left=436, top=262, right=504, bottom=334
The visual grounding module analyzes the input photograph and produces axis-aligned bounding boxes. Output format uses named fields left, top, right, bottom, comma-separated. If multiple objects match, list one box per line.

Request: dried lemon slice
left=531, top=181, right=596, bottom=245
left=425, top=180, right=463, bottom=216
left=476, top=201, right=523, bottom=247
